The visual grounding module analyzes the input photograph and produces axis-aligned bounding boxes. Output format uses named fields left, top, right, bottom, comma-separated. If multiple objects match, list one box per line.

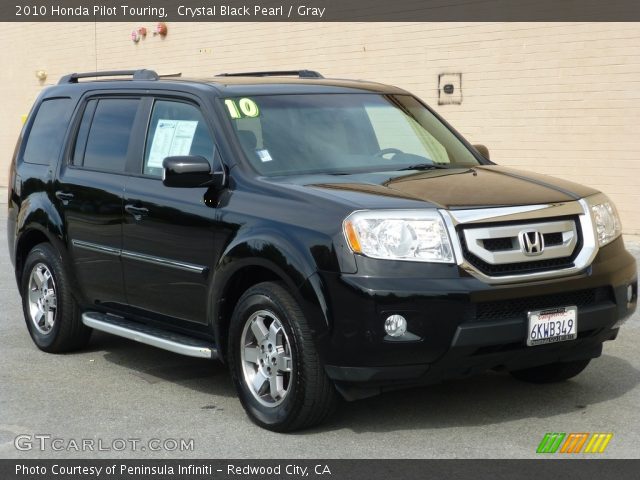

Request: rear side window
left=23, top=98, right=72, bottom=165
left=76, top=98, right=140, bottom=173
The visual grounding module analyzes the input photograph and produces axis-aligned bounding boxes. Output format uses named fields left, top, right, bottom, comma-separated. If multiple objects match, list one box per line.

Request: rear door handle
left=55, top=191, right=74, bottom=204
left=125, top=204, right=149, bottom=221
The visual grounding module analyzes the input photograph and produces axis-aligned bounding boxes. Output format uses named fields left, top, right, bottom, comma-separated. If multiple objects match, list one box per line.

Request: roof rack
left=158, top=72, right=183, bottom=78
left=58, top=69, right=159, bottom=84
left=216, top=70, right=324, bottom=79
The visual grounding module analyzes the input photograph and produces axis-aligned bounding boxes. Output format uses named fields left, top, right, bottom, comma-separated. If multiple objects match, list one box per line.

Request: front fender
left=209, top=227, right=334, bottom=361
left=217, top=229, right=315, bottom=288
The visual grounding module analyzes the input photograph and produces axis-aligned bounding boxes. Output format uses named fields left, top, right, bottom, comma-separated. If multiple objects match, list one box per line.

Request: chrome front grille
left=438, top=200, right=599, bottom=284
left=460, top=218, right=580, bottom=273
left=482, top=232, right=563, bottom=252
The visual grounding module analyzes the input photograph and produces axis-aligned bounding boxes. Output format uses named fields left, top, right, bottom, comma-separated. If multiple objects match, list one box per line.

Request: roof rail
left=58, top=69, right=159, bottom=84
left=216, top=70, right=324, bottom=79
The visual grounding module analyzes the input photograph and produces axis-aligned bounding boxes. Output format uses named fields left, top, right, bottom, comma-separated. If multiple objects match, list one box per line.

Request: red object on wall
left=155, top=23, right=168, bottom=37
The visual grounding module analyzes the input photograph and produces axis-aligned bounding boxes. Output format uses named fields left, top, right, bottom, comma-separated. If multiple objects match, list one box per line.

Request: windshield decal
left=225, top=98, right=260, bottom=119
left=256, top=149, right=273, bottom=162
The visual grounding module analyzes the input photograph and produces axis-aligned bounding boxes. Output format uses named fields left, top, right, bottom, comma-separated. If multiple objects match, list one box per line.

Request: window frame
left=62, top=90, right=225, bottom=181
left=65, top=94, right=144, bottom=177
left=140, top=97, right=218, bottom=179
left=20, top=96, right=73, bottom=166
left=71, top=99, right=97, bottom=167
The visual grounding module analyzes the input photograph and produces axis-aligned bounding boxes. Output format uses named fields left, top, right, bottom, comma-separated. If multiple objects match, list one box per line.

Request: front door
left=122, top=98, right=218, bottom=324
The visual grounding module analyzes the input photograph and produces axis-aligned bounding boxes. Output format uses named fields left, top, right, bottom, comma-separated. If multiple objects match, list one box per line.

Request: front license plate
left=527, top=306, right=578, bottom=346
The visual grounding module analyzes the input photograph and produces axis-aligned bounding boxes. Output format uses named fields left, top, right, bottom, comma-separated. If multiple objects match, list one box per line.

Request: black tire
left=510, top=359, right=591, bottom=384
left=21, top=243, right=91, bottom=353
left=228, top=281, right=338, bottom=432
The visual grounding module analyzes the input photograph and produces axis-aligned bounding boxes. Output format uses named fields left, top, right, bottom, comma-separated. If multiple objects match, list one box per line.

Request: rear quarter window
left=22, top=98, right=73, bottom=165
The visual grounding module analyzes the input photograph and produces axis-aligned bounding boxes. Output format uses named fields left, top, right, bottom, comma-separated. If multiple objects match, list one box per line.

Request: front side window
left=143, top=100, right=214, bottom=177
left=76, top=98, right=140, bottom=173
left=23, top=98, right=72, bottom=165
left=224, top=94, right=480, bottom=176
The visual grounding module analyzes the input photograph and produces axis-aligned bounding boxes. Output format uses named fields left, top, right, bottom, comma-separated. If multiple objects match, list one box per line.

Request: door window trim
left=19, top=96, right=73, bottom=167
left=137, top=96, right=222, bottom=180
left=60, top=90, right=226, bottom=181
left=64, top=94, right=143, bottom=177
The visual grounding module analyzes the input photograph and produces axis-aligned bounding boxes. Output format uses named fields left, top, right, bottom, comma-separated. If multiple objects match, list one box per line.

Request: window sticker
left=224, top=99, right=241, bottom=119
left=147, top=119, right=198, bottom=168
left=225, top=98, right=260, bottom=119
left=256, top=149, right=273, bottom=162
left=238, top=98, right=260, bottom=117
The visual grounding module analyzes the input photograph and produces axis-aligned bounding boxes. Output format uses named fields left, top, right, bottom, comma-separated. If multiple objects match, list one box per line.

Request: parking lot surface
left=0, top=205, right=638, bottom=458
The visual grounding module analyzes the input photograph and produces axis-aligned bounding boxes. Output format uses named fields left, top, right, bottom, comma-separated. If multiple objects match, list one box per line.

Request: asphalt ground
left=0, top=199, right=638, bottom=459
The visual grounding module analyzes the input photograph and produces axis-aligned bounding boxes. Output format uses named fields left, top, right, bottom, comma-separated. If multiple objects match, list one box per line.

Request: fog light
left=628, top=285, right=634, bottom=303
left=384, top=315, right=407, bottom=337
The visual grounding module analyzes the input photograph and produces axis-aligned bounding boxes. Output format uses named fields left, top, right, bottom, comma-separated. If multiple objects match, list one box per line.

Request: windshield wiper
left=397, top=163, right=451, bottom=171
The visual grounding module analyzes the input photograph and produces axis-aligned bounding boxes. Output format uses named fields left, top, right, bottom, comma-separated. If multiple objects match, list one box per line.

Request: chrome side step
left=82, top=312, right=217, bottom=359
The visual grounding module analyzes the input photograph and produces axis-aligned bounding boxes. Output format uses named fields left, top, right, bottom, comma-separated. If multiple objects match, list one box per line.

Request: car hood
left=289, top=165, right=599, bottom=210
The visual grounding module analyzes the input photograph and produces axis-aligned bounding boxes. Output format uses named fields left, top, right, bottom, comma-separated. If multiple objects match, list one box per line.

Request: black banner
left=3, top=459, right=640, bottom=480
left=3, top=0, right=640, bottom=22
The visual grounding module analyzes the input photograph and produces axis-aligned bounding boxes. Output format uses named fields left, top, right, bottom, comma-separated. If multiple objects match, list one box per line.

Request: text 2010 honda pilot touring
left=7, top=69, right=637, bottom=431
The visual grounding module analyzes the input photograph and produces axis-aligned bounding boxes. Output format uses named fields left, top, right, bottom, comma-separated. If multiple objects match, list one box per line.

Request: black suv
left=7, top=69, right=637, bottom=431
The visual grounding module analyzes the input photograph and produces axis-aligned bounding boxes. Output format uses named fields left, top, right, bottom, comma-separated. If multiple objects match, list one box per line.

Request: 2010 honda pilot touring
left=7, top=69, right=637, bottom=431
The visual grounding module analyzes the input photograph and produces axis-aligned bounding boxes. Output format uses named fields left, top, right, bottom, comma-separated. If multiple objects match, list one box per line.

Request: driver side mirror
left=162, top=155, right=226, bottom=189
left=473, top=144, right=490, bottom=160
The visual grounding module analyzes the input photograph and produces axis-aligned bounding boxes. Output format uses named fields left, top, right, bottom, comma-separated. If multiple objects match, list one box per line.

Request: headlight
left=588, top=195, right=622, bottom=247
left=343, top=210, right=454, bottom=263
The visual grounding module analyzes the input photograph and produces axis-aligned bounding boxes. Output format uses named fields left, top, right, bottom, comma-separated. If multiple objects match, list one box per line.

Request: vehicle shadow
left=87, top=331, right=235, bottom=398
left=314, top=353, right=639, bottom=434
left=86, top=331, right=639, bottom=432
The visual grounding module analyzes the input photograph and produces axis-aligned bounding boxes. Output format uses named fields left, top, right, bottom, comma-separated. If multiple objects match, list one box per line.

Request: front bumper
left=314, top=237, right=637, bottom=397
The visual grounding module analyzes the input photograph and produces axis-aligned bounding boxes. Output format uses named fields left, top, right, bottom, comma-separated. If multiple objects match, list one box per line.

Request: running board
left=82, top=312, right=217, bottom=359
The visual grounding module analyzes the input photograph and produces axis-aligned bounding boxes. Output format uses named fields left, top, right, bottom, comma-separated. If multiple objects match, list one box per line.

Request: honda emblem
left=519, top=230, right=545, bottom=256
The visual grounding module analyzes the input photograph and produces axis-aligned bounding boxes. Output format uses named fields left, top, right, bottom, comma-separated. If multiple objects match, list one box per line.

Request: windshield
left=224, top=93, right=481, bottom=176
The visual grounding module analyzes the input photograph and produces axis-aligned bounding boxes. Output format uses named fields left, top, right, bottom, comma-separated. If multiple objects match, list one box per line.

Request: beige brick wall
left=1, top=22, right=639, bottom=233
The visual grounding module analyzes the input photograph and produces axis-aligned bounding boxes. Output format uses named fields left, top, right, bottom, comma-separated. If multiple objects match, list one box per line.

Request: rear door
left=55, top=96, right=143, bottom=306
left=121, top=97, right=218, bottom=325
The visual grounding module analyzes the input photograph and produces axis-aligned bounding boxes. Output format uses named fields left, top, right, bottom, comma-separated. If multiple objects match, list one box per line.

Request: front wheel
left=228, top=282, right=338, bottom=432
left=509, top=359, right=591, bottom=384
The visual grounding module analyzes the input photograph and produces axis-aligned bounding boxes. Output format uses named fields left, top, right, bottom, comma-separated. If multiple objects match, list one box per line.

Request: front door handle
left=124, top=204, right=149, bottom=221
left=55, top=191, right=74, bottom=204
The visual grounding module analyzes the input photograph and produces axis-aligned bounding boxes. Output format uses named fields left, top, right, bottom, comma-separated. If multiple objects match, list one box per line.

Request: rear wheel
left=509, top=359, right=591, bottom=384
left=228, top=282, right=338, bottom=432
left=21, top=243, right=91, bottom=353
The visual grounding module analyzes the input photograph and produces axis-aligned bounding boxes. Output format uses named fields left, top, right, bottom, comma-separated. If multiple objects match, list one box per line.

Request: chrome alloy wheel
left=27, top=263, right=57, bottom=334
left=240, top=310, right=293, bottom=407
